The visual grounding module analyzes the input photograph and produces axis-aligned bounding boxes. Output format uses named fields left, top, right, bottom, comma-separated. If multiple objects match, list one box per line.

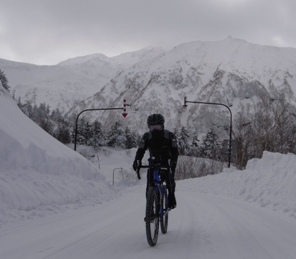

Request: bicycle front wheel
left=145, top=187, right=159, bottom=246
left=160, top=189, right=169, bottom=234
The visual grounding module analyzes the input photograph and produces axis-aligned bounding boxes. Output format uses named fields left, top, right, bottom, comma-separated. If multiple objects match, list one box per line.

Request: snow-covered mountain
left=2, top=37, right=296, bottom=134
left=58, top=47, right=164, bottom=82
left=0, top=59, right=100, bottom=113
left=68, top=37, right=296, bottom=134
left=1, top=47, right=164, bottom=113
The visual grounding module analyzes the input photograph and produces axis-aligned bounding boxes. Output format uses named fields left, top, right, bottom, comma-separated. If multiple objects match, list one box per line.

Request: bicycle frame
left=137, top=158, right=171, bottom=246
left=152, top=168, right=169, bottom=218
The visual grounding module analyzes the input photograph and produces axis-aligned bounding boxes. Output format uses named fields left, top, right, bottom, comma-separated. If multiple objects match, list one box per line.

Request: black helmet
left=147, top=114, right=165, bottom=126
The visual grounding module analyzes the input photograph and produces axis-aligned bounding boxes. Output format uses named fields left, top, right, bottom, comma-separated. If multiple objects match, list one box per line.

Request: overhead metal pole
left=183, top=97, right=233, bottom=168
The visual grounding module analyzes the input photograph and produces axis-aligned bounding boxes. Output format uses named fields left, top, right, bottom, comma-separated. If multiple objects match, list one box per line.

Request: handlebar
left=136, top=164, right=171, bottom=180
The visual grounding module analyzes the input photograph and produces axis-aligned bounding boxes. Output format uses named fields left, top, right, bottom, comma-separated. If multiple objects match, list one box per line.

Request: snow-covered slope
left=0, top=90, right=113, bottom=226
left=184, top=151, right=296, bottom=217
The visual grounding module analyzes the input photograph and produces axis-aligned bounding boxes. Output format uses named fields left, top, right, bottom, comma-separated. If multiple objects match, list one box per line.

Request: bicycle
left=136, top=158, right=171, bottom=246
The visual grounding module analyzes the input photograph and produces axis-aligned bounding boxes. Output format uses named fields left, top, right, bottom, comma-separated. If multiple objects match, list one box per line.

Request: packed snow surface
left=1, top=91, right=296, bottom=258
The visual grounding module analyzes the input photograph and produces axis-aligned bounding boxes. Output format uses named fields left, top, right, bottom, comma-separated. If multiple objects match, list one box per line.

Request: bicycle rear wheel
left=160, top=189, right=169, bottom=234
left=145, top=187, right=159, bottom=246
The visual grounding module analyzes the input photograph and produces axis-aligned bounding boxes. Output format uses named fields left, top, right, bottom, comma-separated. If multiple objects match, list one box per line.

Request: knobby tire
left=145, top=187, right=159, bottom=246
left=160, top=189, right=169, bottom=234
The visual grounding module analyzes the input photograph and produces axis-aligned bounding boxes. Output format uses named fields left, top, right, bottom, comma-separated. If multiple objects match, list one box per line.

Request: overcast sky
left=1, top=0, right=296, bottom=65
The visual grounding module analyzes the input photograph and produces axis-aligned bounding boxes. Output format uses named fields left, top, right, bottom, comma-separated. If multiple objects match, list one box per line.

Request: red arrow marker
left=122, top=99, right=128, bottom=117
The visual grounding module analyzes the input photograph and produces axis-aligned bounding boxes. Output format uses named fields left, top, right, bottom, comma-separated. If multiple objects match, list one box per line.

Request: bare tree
left=233, top=104, right=254, bottom=169
left=175, top=155, right=223, bottom=180
left=233, top=91, right=296, bottom=169
left=270, top=95, right=295, bottom=153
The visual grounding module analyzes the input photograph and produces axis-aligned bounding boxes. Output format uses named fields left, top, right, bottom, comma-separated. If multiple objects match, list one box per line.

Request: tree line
left=17, top=93, right=296, bottom=171
left=17, top=100, right=140, bottom=150
left=176, top=92, right=296, bottom=170
left=233, top=92, right=296, bottom=169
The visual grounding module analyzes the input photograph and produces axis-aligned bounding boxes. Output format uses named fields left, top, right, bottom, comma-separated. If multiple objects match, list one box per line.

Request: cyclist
left=133, top=114, right=179, bottom=209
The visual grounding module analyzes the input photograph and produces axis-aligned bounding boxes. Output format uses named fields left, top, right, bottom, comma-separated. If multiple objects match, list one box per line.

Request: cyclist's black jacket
left=135, top=129, right=179, bottom=165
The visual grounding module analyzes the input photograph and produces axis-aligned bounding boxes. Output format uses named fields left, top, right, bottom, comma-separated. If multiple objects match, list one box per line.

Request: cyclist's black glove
left=133, top=160, right=141, bottom=171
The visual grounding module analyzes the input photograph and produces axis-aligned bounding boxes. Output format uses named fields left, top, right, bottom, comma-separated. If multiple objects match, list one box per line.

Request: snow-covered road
left=2, top=182, right=296, bottom=259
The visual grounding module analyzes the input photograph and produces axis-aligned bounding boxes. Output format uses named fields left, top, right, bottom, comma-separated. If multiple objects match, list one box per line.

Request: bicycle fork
left=158, top=186, right=170, bottom=217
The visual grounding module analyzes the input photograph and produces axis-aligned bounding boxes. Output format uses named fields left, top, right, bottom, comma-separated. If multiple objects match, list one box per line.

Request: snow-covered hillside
left=0, top=90, right=115, bottom=226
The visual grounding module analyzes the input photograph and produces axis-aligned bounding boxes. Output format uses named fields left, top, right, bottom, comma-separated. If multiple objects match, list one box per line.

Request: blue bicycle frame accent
left=153, top=169, right=169, bottom=217
left=153, top=169, right=161, bottom=182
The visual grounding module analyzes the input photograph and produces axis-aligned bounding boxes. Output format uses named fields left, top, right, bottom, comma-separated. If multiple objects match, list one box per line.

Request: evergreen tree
left=191, top=134, right=200, bottom=156
left=177, top=126, right=191, bottom=155
left=54, top=122, right=71, bottom=144
left=27, top=102, right=53, bottom=134
left=77, top=117, right=86, bottom=145
left=90, top=120, right=105, bottom=149
left=200, top=129, right=218, bottom=158
left=84, top=121, right=93, bottom=145
left=51, top=107, right=63, bottom=122
left=18, top=99, right=72, bottom=144
left=125, top=127, right=138, bottom=149
left=69, top=113, right=78, bottom=143
left=107, top=121, right=126, bottom=148
left=0, top=69, right=9, bottom=91
left=192, top=134, right=199, bottom=147
left=173, top=128, right=180, bottom=138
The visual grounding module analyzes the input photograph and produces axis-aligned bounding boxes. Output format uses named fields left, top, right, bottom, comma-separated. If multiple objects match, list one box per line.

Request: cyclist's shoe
left=168, top=194, right=177, bottom=209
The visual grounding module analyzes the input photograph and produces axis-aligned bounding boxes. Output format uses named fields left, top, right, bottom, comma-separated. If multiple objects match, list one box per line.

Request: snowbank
left=0, top=92, right=114, bottom=226
left=180, top=151, right=296, bottom=218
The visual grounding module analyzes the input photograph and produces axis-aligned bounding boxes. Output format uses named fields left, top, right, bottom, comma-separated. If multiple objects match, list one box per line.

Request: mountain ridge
left=1, top=37, right=296, bottom=134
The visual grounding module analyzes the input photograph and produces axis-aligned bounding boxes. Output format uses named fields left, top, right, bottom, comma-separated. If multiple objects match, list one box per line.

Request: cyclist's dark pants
left=146, top=168, right=176, bottom=197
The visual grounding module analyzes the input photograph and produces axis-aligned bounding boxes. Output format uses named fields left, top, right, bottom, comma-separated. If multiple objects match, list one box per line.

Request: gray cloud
left=1, top=0, right=296, bottom=64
